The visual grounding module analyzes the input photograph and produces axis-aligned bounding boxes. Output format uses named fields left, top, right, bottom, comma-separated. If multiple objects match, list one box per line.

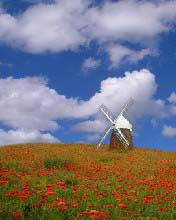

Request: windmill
left=95, top=98, right=134, bottom=150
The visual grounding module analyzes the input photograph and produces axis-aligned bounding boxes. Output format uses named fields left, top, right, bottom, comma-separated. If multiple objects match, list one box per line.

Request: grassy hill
left=0, top=143, right=175, bottom=220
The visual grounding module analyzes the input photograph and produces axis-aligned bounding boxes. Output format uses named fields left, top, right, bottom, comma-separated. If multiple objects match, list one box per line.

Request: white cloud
left=86, top=69, right=164, bottom=118
left=0, top=77, right=58, bottom=130
left=107, top=44, right=153, bottom=68
left=0, top=129, right=59, bottom=146
left=0, top=76, right=95, bottom=130
left=151, top=118, right=158, bottom=128
left=162, top=125, right=176, bottom=138
left=86, top=0, right=176, bottom=42
left=22, top=0, right=53, bottom=3
left=170, top=105, right=176, bottom=115
left=0, top=76, right=65, bottom=145
left=0, top=0, right=89, bottom=53
left=72, top=119, right=106, bottom=133
left=86, top=133, right=100, bottom=142
left=0, top=0, right=176, bottom=68
left=82, top=57, right=101, bottom=71
left=0, top=69, right=173, bottom=145
left=167, top=92, right=176, bottom=115
left=71, top=69, right=168, bottom=134
left=168, top=92, right=176, bottom=103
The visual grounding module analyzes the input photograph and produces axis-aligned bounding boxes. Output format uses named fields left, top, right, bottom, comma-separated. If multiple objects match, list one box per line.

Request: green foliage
left=64, top=178, right=78, bottom=187
left=100, top=157, right=112, bottom=163
left=136, top=217, right=151, bottom=220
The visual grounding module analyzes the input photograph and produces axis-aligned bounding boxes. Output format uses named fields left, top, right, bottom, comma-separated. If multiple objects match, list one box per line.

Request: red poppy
left=0, top=180, right=8, bottom=185
left=32, top=203, right=39, bottom=207
left=13, top=213, right=22, bottom=218
left=118, top=203, right=128, bottom=209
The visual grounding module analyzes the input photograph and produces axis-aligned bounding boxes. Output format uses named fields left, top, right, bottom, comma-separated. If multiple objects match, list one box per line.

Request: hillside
left=0, top=143, right=176, bottom=220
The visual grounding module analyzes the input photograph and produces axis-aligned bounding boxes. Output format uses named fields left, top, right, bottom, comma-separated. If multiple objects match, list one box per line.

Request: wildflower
left=49, top=202, right=56, bottom=207
left=41, top=193, right=48, bottom=198
left=18, top=195, right=27, bottom=201
left=159, top=207, right=166, bottom=211
left=47, top=190, right=54, bottom=195
left=59, top=207, right=67, bottom=211
left=82, top=211, right=90, bottom=215
left=89, top=210, right=98, bottom=215
left=129, top=189, right=136, bottom=194
left=13, top=213, right=22, bottom=218
left=32, top=203, right=39, bottom=207
left=82, top=193, right=90, bottom=198
left=58, top=201, right=65, bottom=206
left=118, top=203, right=128, bottom=209
left=40, top=199, right=46, bottom=204
left=77, top=213, right=83, bottom=218
left=133, top=213, right=140, bottom=217
left=127, top=196, right=133, bottom=201
left=0, top=180, right=8, bottom=185
left=143, top=195, right=153, bottom=204
left=4, top=190, right=16, bottom=197
left=56, top=180, right=66, bottom=189
left=98, top=211, right=107, bottom=218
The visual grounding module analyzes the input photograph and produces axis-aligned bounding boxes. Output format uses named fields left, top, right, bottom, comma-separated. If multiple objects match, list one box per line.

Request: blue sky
left=0, top=0, right=176, bottom=151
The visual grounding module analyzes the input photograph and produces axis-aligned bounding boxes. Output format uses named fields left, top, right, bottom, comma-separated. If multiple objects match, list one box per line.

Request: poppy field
left=0, top=143, right=176, bottom=220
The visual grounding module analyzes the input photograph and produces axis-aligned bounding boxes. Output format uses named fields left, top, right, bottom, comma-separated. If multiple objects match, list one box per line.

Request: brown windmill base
left=109, top=128, right=133, bottom=150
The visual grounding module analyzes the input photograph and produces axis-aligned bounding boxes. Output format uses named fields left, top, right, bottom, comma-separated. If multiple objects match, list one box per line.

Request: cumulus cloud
left=82, top=57, right=101, bottom=71
left=167, top=92, right=176, bottom=115
left=168, top=92, right=176, bottom=103
left=107, top=45, right=153, bottom=68
left=0, top=76, right=78, bottom=133
left=0, top=69, right=168, bottom=145
left=71, top=69, right=168, bottom=134
left=0, top=129, right=59, bottom=146
left=86, top=0, right=176, bottom=42
left=0, top=0, right=176, bottom=67
left=0, top=0, right=89, bottom=53
left=72, top=119, right=106, bottom=133
left=162, top=125, right=176, bottom=138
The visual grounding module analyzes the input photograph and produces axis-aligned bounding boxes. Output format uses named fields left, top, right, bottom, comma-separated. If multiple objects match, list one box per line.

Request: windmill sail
left=99, top=104, right=115, bottom=123
left=95, top=126, right=112, bottom=150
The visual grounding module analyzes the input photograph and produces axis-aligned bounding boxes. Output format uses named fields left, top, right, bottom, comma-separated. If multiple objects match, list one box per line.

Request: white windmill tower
left=95, top=98, right=134, bottom=150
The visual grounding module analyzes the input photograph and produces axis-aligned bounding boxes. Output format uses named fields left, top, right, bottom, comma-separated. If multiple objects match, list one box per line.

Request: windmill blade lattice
left=120, top=98, right=134, bottom=116
left=95, top=126, right=112, bottom=150
left=99, top=104, right=115, bottom=123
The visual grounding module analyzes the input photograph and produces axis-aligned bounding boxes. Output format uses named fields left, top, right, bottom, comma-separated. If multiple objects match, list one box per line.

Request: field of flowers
left=0, top=143, right=176, bottom=220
